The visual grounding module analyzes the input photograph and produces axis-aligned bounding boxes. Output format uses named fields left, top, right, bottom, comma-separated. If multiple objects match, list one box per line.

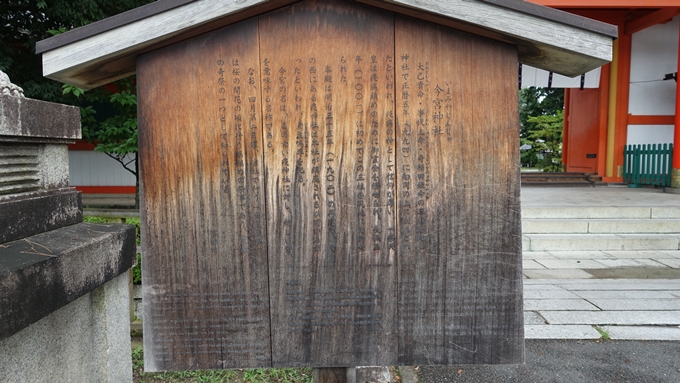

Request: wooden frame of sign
left=138, top=0, right=523, bottom=371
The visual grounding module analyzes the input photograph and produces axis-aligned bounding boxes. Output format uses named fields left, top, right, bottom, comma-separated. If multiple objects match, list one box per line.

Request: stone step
left=521, top=181, right=594, bottom=188
left=522, top=219, right=680, bottom=234
left=521, top=173, right=597, bottom=187
left=523, top=234, right=680, bottom=252
left=522, top=206, right=680, bottom=220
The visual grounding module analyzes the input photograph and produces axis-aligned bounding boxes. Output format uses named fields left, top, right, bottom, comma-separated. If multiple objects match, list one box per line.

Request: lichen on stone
left=0, top=70, right=25, bottom=98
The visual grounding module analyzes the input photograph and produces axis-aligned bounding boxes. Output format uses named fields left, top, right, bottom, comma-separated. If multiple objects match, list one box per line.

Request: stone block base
left=0, top=273, right=133, bottom=383
left=672, top=168, right=680, bottom=189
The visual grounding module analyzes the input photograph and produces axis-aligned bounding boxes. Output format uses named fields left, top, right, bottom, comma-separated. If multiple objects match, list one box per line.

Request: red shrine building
left=67, top=0, right=680, bottom=192
left=527, top=0, right=680, bottom=185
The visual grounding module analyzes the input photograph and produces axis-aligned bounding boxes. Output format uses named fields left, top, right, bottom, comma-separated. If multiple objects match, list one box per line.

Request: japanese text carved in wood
left=138, top=0, right=523, bottom=371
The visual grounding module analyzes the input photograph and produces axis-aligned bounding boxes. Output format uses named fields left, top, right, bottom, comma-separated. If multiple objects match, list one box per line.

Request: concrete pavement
left=520, top=186, right=680, bottom=341
left=524, top=278, right=680, bottom=340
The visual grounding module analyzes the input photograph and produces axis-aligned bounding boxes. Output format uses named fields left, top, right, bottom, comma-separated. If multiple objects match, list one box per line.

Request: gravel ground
left=416, top=339, right=680, bottom=383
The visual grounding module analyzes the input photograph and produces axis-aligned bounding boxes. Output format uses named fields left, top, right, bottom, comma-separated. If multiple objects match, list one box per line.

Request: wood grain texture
left=395, top=15, right=524, bottom=365
left=138, top=17, right=271, bottom=371
left=259, top=0, right=397, bottom=367
left=136, top=0, right=524, bottom=371
left=314, top=368, right=351, bottom=383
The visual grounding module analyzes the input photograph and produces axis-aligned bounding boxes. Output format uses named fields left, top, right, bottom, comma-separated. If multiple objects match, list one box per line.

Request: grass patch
left=132, top=347, right=313, bottom=383
left=83, top=216, right=110, bottom=224
left=594, top=326, right=611, bottom=341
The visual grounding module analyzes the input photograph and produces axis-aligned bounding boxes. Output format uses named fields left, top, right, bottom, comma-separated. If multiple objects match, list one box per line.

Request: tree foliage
left=1, top=0, right=152, bottom=102
left=519, top=86, right=564, bottom=170
left=1, top=0, right=152, bottom=208
left=522, top=110, right=564, bottom=172
left=63, top=77, right=138, bottom=177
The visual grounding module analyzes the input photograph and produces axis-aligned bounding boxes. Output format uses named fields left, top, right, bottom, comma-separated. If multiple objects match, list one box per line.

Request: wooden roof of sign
left=36, top=0, right=617, bottom=90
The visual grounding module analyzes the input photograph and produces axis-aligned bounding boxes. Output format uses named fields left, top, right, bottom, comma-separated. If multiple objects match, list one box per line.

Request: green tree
left=1, top=0, right=152, bottom=102
left=521, top=110, right=564, bottom=172
left=1, top=0, right=153, bottom=208
left=64, top=77, right=140, bottom=208
left=519, top=86, right=564, bottom=169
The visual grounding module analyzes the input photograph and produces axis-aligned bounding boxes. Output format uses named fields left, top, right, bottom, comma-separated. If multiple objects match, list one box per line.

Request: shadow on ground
left=417, top=340, right=680, bottom=383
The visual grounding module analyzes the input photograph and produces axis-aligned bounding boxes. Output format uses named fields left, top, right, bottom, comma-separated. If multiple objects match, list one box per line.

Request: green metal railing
left=623, top=143, right=673, bottom=187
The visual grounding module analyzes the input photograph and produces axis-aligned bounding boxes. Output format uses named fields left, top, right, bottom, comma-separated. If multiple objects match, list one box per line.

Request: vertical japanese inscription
left=138, top=18, right=271, bottom=371
left=395, top=16, right=523, bottom=365
left=259, top=0, right=396, bottom=367
left=139, top=0, right=524, bottom=371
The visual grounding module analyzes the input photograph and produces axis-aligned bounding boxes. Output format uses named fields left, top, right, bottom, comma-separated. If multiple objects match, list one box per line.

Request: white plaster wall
left=627, top=125, right=674, bottom=145
left=628, top=16, right=678, bottom=145
left=628, top=16, right=680, bottom=116
left=69, top=150, right=136, bottom=186
left=629, top=81, right=676, bottom=116
left=521, top=65, right=600, bottom=88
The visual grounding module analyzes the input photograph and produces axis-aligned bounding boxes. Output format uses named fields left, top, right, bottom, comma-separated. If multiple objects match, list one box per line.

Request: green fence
left=623, top=143, right=673, bottom=187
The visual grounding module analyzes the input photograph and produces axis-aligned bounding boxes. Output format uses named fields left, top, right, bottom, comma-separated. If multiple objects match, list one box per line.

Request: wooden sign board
left=139, top=0, right=523, bottom=371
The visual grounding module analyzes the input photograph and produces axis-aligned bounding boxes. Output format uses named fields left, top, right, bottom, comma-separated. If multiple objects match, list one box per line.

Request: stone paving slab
left=651, top=206, right=680, bottom=219
left=523, top=269, right=595, bottom=279
left=603, top=250, right=680, bottom=258
left=522, top=251, right=558, bottom=260
left=521, top=206, right=653, bottom=219
left=524, top=325, right=601, bottom=339
left=535, top=259, right=609, bottom=269
left=522, top=236, right=530, bottom=251
left=547, top=251, right=615, bottom=259
left=605, top=325, right=680, bottom=340
left=588, top=219, right=680, bottom=234
left=524, top=311, right=547, bottom=325
left=523, top=285, right=581, bottom=299
left=524, top=299, right=600, bottom=311
left=523, top=260, right=546, bottom=269
left=547, top=281, right=680, bottom=290
left=595, top=259, right=668, bottom=268
left=655, top=258, right=680, bottom=268
left=524, top=278, right=680, bottom=285
left=526, top=233, right=680, bottom=251
left=586, top=299, right=680, bottom=311
left=521, top=187, right=680, bottom=208
left=522, top=220, right=589, bottom=234
left=571, top=290, right=680, bottom=299
left=661, top=250, right=680, bottom=258
left=538, top=310, right=680, bottom=325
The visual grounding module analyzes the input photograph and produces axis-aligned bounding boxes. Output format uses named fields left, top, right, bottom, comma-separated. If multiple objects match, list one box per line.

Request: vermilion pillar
left=673, top=24, right=680, bottom=187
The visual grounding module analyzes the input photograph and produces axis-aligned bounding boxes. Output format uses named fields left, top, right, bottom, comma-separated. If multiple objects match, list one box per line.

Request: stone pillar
left=0, top=71, right=136, bottom=383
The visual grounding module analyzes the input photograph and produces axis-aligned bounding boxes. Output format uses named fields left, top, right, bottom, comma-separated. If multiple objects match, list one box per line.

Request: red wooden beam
left=613, top=31, right=632, bottom=182
left=68, top=139, right=97, bottom=150
left=625, top=8, right=680, bottom=35
left=627, top=115, right=676, bottom=125
left=597, top=64, right=610, bottom=177
left=528, top=0, right=680, bottom=8
left=74, top=186, right=136, bottom=194
left=674, top=24, right=680, bottom=173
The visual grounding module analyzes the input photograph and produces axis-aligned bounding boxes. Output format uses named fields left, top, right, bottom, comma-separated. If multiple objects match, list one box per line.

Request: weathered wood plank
left=395, top=15, right=524, bottom=365
left=259, top=0, right=397, bottom=367
left=363, top=0, right=614, bottom=77
left=314, top=368, right=351, bottom=383
left=40, top=0, right=614, bottom=89
left=137, top=0, right=525, bottom=371
left=138, top=17, right=271, bottom=371
left=42, top=0, right=298, bottom=89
